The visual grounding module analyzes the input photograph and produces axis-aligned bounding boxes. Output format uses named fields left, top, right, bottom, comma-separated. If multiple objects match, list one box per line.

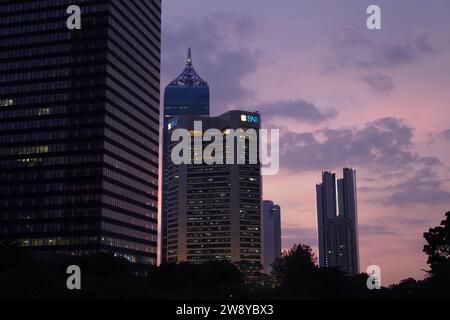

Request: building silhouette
left=0, top=0, right=161, bottom=264
left=161, top=48, right=210, bottom=263
left=316, top=168, right=359, bottom=275
left=166, top=111, right=262, bottom=266
left=262, top=200, right=281, bottom=273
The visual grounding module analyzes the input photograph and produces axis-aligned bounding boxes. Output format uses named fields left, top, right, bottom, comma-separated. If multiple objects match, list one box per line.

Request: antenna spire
left=187, top=47, right=192, bottom=67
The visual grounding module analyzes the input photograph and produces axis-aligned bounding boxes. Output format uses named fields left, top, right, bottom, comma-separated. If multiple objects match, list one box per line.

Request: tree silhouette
left=423, top=211, right=450, bottom=276
left=388, top=278, right=425, bottom=299
left=423, top=211, right=450, bottom=297
left=271, top=244, right=317, bottom=293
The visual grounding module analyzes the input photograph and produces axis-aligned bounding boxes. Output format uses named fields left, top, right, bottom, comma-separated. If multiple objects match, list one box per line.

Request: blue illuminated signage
left=168, top=120, right=178, bottom=130
left=240, top=114, right=259, bottom=124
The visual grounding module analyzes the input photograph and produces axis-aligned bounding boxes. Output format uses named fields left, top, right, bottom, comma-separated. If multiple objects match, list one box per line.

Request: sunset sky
left=160, top=0, right=450, bottom=285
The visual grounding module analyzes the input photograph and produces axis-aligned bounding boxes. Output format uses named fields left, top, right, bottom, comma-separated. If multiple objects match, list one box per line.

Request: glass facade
left=0, top=0, right=161, bottom=264
left=161, top=49, right=210, bottom=263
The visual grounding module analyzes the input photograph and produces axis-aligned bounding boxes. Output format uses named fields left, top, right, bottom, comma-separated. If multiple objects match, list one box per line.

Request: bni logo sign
left=168, top=120, right=178, bottom=130
left=241, top=114, right=259, bottom=124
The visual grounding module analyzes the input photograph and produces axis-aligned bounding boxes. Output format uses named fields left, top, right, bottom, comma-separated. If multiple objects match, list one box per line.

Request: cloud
left=395, top=218, right=433, bottom=228
left=359, top=224, right=398, bottom=236
left=418, top=157, right=442, bottom=166
left=280, top=117, right=420, bottom=173
left=162, top=12, right=261, bottom=113
left=441, top=129, right=450, bottom=140
left=377, top=43, right=417, bottom=68
left=249, top=99, right=337, bottom=124
left=377, top=167, right=450, bottom=207
left=414, top=32, right=436, bottom=54
left=329, top=27, right=436, bottom=71
left=281, top=226, right=317, bottom=249
left=331, top=26, right=372, bottom=49
left=363, top=73, right=395, bottom=94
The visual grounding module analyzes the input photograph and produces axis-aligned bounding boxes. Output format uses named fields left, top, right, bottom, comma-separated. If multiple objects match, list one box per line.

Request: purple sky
left=160, top=0, right=450, bottom=285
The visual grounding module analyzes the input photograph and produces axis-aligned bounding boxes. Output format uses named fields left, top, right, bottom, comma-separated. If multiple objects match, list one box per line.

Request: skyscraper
left=161, top=49, right=210, bottom=263
left=262, top=200, right=281, bottom=273
left=0, top=0, right=161, bottom=264
left=316, top=168, right=359, bottom=275
left=166, top=111, right=262, bottom=266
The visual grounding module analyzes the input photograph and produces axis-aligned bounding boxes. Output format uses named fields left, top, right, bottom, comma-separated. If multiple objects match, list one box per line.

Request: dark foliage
left=386, top=211, right=450, bottom=299
left=270, top=244, right=375, bottom=299
left=423, top=211, right=450, bottom=276
left=422, top=211, right=450, bottom=298
left=1, top=210, right=449, bottom=299
left=271, top=244, right=316, bottom=291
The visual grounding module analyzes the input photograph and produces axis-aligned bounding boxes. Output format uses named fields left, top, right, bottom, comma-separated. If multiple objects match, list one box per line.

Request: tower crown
left=169, top=47, right=208, bottom=87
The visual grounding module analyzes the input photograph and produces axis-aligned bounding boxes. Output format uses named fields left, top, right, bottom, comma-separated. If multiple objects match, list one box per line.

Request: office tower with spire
left=161, top=49, right=210, bottom=263
left=262, top=200, right=281, bottom=273
left=0, top=0, right=161, bottom=264
left=316, top=168, right=360, bottom=275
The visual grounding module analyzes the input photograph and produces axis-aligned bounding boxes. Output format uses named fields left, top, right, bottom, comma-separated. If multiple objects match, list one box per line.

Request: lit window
left=38, top=108, right=50, bottom=116
left=0, top=99, right=13, bottom=107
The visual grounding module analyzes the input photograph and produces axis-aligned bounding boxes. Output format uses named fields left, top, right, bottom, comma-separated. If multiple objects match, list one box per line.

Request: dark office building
left=161, top=48, right=210, bottom=263
left=262, top=200, right=281, bottom=273
left=316, top=168, right=360, bottom=275
left=0, top=0, right=161, bottom=264
left=166, top=111, right=262, bottom=266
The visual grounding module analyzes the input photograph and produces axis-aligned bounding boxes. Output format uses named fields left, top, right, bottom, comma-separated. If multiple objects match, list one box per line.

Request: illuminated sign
left=168, top=120, right=178, bottom=130
left=241, top=114, right=259, bottom=124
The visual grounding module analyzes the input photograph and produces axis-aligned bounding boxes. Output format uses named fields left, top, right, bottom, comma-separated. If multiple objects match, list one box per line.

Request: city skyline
left=0, top=0, right=448, bottom=288
left=161, top=0, right=450, bottom=285
left=0, top=0, right=449, bottom=303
